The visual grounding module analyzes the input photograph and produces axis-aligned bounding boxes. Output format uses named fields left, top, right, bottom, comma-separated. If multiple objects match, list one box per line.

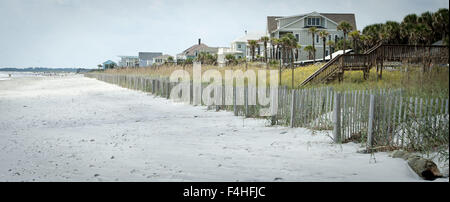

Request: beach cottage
left=102, top=60, right=117, bottom=69
left=267, top=12, right=356, bottom=61
left=176, top=39, right=218, bottom=63
left=139, top=52, right=163, bottom=67
left=118, top=56, right=139, bottom=68
left=153, top=54, right=174, bottom=65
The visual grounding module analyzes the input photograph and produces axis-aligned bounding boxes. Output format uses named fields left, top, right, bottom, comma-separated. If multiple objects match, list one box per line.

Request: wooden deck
left=300, top=43, right=449, bottom=86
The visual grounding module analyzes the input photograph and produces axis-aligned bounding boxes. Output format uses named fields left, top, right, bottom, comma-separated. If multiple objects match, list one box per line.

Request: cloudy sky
left=0, top=0, right=448, bottom=68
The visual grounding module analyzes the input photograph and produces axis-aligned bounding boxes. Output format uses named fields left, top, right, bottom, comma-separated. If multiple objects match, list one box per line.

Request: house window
left=316, top=34, right=319, bottom=43
left=328, top=35, right=331, bottom=41
left=295, top=34, right=299, bottom=42
left=307, top=17, right=321, bottom=26
left=238, top=44, right=241, bottom=49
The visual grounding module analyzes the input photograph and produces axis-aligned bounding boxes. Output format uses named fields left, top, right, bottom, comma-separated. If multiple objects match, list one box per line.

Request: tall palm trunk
left=343, top=33, right=347, bottom=54
left=323, top=38, right=326, bottom=62
left=312, top=35, right=316, bottom=62
left=329, top=44, right=333, bottom=59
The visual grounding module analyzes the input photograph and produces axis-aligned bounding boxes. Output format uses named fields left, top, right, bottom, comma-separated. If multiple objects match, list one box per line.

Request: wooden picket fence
left=85, top=73, right=449, bottom=151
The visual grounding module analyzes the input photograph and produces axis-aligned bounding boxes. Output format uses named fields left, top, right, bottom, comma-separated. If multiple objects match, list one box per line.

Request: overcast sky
left=0, top=0, right=448, bottom=68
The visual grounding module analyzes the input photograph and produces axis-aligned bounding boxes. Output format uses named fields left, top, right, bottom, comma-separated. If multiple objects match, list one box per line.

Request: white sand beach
left=0, top=74, right=441, bottom=182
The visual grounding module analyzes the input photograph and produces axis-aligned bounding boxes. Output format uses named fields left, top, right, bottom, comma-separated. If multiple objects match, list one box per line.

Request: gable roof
left=233, top=32, right=267, bottom=43
left=103, top=60, right=116, bottom=65
left=267, top=16, right=283, bottom=34
left=180, top=43, right=218, bottom=57
left=267, top=12, right=356, bottom=33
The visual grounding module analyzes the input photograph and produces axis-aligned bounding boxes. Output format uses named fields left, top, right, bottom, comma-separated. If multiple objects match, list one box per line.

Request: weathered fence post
left=233, top=85, right=237, bottom=116
left=290, top=89, right=296, bottom=128
left=244, top=85, right=249, bottom=117
left=367, top=94, right=375, bottom=150
left=333, top=92, right=341, bottom=143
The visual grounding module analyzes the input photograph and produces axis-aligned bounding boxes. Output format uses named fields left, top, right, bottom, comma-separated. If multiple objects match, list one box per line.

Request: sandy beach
left=0, top=74, right=442, bottom=182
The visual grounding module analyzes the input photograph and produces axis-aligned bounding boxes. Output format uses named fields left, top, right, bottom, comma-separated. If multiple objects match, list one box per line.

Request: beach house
left=102, top=60, right=117, bottom=69
left=153, top=54, right=174, bottom=65
left=118, top=56, right=139, bottom=68
left=139, top=52, right=163, bottom=67
left=267, top=12, right=356, bottom=61
left=217, top=32, right=268, bottom=65
left=176, top=39, right=218, bottom=63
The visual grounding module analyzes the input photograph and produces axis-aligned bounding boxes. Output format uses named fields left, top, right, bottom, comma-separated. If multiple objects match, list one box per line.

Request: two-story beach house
left=217, top=32, right=268, bottom=65
left=267, top=12, right=356, bottom=61
left=118, top=56, right=139, bottom=68
left=139, top=52, right=163, bottom=67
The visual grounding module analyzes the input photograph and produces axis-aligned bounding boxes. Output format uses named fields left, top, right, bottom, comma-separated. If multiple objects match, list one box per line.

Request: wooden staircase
left=299, top=43, right=449, bottom=86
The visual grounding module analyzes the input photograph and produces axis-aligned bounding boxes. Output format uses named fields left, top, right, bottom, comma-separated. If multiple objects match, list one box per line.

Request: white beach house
left=217, top=32, right=268, bottom=65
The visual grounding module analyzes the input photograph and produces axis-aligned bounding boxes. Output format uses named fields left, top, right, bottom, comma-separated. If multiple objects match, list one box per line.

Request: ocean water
left=0, top=71, right=58, bottom=81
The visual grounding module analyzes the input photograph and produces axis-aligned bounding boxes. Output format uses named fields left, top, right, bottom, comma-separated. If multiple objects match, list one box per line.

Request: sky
left=0, top=0, right=448, bottom=68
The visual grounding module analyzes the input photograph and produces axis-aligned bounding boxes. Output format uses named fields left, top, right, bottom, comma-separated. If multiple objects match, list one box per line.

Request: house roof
left=267, top=16, right=283, bottom=34
left=118, top=56, right=139, bottom=59
left=103, top=60, right=116, bottom=65
left=267, top=12, right=357, bottom=33
left=232, top=32, right=268, bottom=43
left=139, top=52, right=163, bottom=60
left=180, top=43, right=218, bottom=57
left=154, top=54, right=173, bottom=60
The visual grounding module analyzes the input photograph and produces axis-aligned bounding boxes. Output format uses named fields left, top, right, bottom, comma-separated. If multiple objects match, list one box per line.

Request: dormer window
left=307, top=17, right=321, bottom=27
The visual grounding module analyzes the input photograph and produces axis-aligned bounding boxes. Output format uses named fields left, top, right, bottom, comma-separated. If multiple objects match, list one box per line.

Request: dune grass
left=98, top=63, right=448, bottom=98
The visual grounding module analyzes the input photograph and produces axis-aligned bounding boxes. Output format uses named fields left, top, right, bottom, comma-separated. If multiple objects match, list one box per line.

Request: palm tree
left=326, top=40, right=335, bottom=59
left=349, top=30, right=360, bottom=54
left=247, top=40, right=258, bottom=62
left=270, top=38, right=276, bottom=61
left=363, top=23, right=384, bottom=46
left=295, top=44, right=302, bottom=62
left=271, top=38, right=280, bottom=60
left=410, top=24, right=430, bottom=46
left=401, top=14, right=418, bottom=44
left=418, top=11, right=434, bottom=44
left=319, top=31, right=329, bottom=62
left=337, top=21, right=353, bottom=54
left=382, top=21, right=401, bottom=44
left=432, top=8, right=449, bottom=44
left=260, top=36, right=270, bottom=64
left=308, top=27, right=318, bottom=62
left=304, top=45, right=315, bottom=60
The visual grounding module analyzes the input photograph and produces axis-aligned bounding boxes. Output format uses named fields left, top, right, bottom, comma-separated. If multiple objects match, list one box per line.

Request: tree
left=401, top=14, right=418, bottom=44
left=271, top=38, right=280, bottom=60
left=260, top=36, right=270, bottom=64
left=247, top=40, right=258, bottom=62
left=304, top=45, right=315, bottom=60
left=432, top=8, right=449, bottom=44
left=382, top=21, right=401, bottom=44
left=418, top=11, right=435, bottom=44
left=327, top=40, right=335, bottom=59
left=225, top=54, right=236, bottom=66
left=337, top=21, right=353, bottom=54
left=97, top=64, right=102, bottom=69
left=363, top=23, right=384, bottom=46
left=279, top=33, right=298, bottom=87
left=319, top=31, right=329, bottom=62
left=349, top=30, right=360, bottom=54
left=168, top=56, right=174, bottom=63
left=295, top=44, right=302, bottom=62
left=308, top=26, right=318, bottom=62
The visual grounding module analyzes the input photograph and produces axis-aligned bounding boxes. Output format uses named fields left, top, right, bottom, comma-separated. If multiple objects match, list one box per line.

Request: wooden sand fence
left=85, top=73, right=449, bottom=151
